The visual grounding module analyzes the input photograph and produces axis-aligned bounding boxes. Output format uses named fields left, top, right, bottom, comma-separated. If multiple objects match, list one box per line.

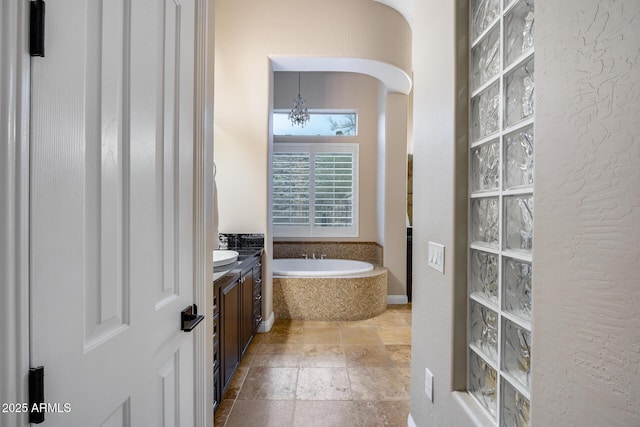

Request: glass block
left=470, top=301, right=499, bottom=361
left=502, top=319, right=531, bottom=388
left=471, top=197, right=499, bottom=247
left=471, top=26, right=500, bottom=91
left=471, top=0, right=500, bottom=40
left=505, top=56, right=535, bottom=128
left=504, top=195, right=533, bottom=252
left=505, top=0, right=535, bottom=68
left=470, top=250, right=499, bottom=305
left=501, top=379, right=531, bottom=427
left=504, top=125, right=534, bottom=189
left=469, top=350, right=498, bottom=419
left=471, top=140, right=499, bottom=192
left=503, top=257, right=532, bottom=321
left=472, top=83, right=500, bottom=142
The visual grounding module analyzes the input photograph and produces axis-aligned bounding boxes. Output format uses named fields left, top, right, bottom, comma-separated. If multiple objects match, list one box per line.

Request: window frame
left=272, top=142, right=359, bottom=238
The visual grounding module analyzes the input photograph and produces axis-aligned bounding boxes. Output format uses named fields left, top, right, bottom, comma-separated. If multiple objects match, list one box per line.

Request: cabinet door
left=222, top=279, right=240, bottom=387
left=240, top=269, right=254, bottom=355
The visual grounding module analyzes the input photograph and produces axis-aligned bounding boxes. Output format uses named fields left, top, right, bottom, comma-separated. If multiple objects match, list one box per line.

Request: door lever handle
left=181, top=304, right=205, bottom=332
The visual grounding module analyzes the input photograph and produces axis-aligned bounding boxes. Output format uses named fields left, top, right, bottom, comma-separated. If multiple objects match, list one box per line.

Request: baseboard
left=408, top=413, right=417, bottom=427
left=257, top=310, right=275, bottom=333
left=387, top=295, right=409, bottom=305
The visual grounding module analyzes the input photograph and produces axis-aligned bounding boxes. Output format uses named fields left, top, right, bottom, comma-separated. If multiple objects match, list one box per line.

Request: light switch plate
left=428, top=242, right=445, bottom=273
left=425, top=367, right=434, bottom=402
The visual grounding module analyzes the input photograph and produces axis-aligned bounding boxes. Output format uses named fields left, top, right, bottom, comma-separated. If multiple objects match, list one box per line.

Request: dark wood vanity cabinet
left=212, top=289, right=221, bottom=408
left=221, top=278, right=240, bottom=387
left=214, top=251, right=263, bottom=410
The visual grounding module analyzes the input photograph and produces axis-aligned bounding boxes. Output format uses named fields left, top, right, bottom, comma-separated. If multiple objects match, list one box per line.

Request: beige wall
left=273, top=72, right=381, bottom=244
left=214, top=0, right=412, bottom=319
left=409, top=0, right=640, bottom=426
left=409, top=0, right=470, bottom=425
left=384, top=93, right=408, bottom=297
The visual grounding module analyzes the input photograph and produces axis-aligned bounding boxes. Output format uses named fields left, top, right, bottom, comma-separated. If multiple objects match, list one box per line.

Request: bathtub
left=272, top=258, right=387, bottom=321
left=272, top=258, right=374, bottom=277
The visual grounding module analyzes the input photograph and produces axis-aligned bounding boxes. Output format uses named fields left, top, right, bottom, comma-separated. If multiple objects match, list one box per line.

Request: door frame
left=0, top=1, right=31, bottom=426
left=0, top=1, right=214, bottom=425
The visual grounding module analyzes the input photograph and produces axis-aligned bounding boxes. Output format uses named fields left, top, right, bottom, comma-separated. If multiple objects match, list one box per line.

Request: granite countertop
left=213, top=247, right=263, bottom=286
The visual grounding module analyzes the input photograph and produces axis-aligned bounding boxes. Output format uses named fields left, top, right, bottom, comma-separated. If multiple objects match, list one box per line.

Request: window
left=272, top=111, right=358, bottom=136
left=468, top=0, right=535, bottom=425
left=272, top=143, right=358, bottom=237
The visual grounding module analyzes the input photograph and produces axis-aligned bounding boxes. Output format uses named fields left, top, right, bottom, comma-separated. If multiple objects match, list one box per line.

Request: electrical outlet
left=424, top=368, right=434, bottom=402
left=428, top=242, right=445, bottom=273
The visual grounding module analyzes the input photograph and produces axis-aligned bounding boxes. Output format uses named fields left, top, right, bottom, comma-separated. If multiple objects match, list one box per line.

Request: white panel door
left=30, top=0, right=198, bottom=425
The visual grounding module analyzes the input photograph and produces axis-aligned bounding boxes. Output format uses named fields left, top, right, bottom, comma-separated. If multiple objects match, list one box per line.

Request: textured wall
left=409, top=0, right=471, bottom=425
left=532, top=1, right=640, bottom=425
left=409, top=0, right=640, bottom=425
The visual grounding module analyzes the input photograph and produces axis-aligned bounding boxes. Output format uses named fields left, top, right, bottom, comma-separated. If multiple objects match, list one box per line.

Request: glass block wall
left=468, top=0, right=534, bottom=425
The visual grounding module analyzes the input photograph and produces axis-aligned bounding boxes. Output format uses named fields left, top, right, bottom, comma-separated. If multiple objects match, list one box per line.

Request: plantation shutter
left=314, top=152, right=354, bottom=227
left=272, top=152, right=310, bottom=226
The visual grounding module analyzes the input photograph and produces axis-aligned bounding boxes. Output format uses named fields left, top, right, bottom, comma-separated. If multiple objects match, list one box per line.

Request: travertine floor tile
left=296, top=367, right=352, bottom=400
left=292, top=401, right=360, bottom=427
left=353, top=400, right=411, bottom=426
left=237, top=367, right=298, bottom=400
left=377, top=327, right=412, bottom=345
left=386, top=344, right=412, bottom=367
left=215, top=305, right=413, bottom=426
left=340, top=326, right=383, bottom=345
left=213, top=399, right=234, bottom=427
left=223, top=366, right=249, bottom=400
left=299, top=344, right=346, bottom=368
left=224, top=399, right=295, bottom=427
left=252, top=352, right=300, bottom=368
left=348, top=367, right=411, bottom=400
left=343, top=345, right=393, bottom=368
left=302, top=320, right=341, bottom=329
left=303, top=327, right=342, bottom=344
left=256, top=343, right=302, bottom=355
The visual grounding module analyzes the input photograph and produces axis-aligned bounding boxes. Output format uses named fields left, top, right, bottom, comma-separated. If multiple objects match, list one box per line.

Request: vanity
left=213, top=234, right=263, bottom=410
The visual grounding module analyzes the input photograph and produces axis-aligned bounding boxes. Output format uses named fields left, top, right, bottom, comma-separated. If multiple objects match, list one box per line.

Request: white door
left=30, top=0, right=199, bottom=425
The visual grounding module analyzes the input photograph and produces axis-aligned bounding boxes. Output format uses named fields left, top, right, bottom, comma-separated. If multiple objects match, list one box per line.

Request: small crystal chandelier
left=288, top=73, right=310, bottom=127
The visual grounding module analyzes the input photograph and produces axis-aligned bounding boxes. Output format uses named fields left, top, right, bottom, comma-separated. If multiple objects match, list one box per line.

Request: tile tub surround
left=273, top=267, right=387, bottom=321
left=273, top=241, right=382, bottom=265
left=214, top=305, right=412, bottom=427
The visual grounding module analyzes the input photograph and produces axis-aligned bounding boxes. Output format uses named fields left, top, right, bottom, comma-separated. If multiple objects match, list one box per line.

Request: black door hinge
left=29, top=366, right=45, bottom=424
left=30, top=0, right=46, bottom=57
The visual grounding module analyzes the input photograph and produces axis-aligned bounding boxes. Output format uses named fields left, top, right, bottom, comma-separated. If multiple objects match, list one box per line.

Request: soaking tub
left=272, top=258, right=387, bottom=321
left=272, top=258, right=374, bottom=277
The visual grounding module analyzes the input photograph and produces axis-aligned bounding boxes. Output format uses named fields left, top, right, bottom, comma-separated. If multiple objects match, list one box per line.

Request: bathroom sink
left=213, top=250, right=239, bottom=268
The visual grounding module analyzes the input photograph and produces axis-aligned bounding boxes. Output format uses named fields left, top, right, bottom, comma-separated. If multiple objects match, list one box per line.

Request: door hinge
left=30, top=0, right=46, bottom=57
left=29, top=366, right=45, bottom=424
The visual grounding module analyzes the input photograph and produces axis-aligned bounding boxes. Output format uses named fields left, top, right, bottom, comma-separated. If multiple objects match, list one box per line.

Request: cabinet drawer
left=212, top=313, right=219, bottom=341
left=213, top=340, right=220, bottom=371
left=213, top=287, right=220, bottom=315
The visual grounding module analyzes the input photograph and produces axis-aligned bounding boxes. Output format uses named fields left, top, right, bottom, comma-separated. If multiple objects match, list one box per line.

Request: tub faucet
left=312, top=253, right=316, bottom=260
left=302, top=253, right=308, bottom=259
left=320, top=254, right=326, bottom=260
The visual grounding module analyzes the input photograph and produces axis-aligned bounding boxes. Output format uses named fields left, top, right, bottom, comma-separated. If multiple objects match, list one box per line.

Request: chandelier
left=288, top=73, right=310, bottom=127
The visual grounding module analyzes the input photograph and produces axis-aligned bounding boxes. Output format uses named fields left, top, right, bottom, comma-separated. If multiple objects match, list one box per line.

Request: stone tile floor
left=214, top=304, right=412, bottom=427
